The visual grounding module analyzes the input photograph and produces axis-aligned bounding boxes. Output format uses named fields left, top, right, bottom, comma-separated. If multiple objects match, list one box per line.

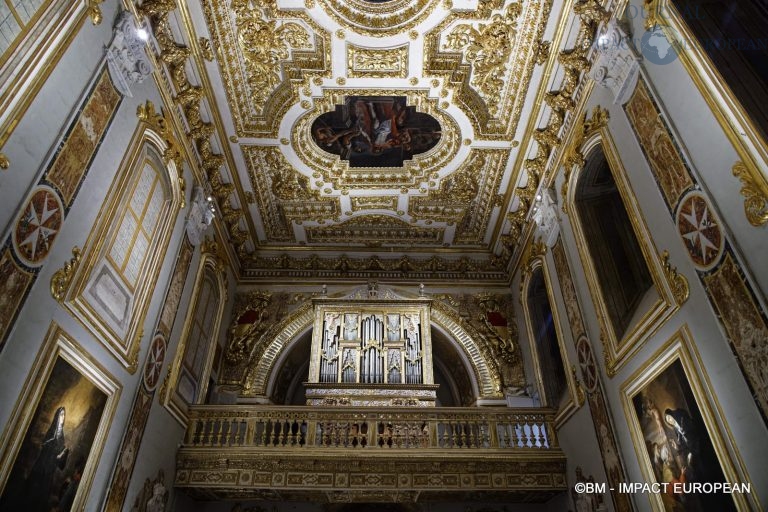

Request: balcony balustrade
left=175, top=405, right=567, bottom=502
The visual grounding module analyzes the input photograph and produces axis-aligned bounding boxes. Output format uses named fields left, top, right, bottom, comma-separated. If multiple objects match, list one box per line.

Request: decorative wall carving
left=106, top=11, right=152, bottom=97
left=703, top=252, right=768, bottom=420
left=732, top=160, right=768, bottom=227
left=186, top=187, right=215, bottom=246
left=624, top=78, right=694, bottom=211
left=589, top=19, right=640, bottom=105
left=423, top=0, right=552, bottom=140
left=347, top=44, right=409, bottom=78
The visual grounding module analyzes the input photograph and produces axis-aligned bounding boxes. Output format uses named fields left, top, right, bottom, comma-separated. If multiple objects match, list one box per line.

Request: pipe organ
left=306, top=298, right=437, bottom=407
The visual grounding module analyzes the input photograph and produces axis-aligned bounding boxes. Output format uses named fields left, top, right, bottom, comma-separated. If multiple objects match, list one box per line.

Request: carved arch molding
left=234, top=299, right=506, bottom=400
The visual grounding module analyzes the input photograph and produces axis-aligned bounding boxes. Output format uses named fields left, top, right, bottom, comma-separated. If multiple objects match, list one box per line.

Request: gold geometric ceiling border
left=139, top=0, right=252, bottom=257
left=312, top=0, right=440, bottom=37
left=423, top=0, right=552, bottom=140
left=202, top=0, right=331, bottom=138
left=409, top=148, right=509, bottom=246
left=347, top=44, right=409, bottom=79
left=243, top=146, right=340, bottom=242
left=293, top=88, right=460, bottom=191
left=305, top=215, right=445, bottom=247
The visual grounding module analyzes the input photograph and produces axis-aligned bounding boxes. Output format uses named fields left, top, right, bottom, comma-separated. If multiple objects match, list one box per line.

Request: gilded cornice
left=423, top=0, right=553, bottom=140
left=138, top=0, right=252, bottom=258
left=306, top=215, right=445, bottom=246
left=241, top=253, right=507, bottom=282
left=502, top=0, right=607, bottom=269
left=202, top=0, right=331, bottom=138
left=292, top=88, right=460, bottom=191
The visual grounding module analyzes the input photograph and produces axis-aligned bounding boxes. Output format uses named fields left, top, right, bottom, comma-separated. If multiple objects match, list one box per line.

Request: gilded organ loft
left=0, top=0, right=766, bottom=510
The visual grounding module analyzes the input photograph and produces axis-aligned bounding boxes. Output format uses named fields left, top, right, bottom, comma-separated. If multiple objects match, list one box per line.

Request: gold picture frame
left=620, top=325, right=756, bottom=511
left=0, top=322, right=121, bottom=510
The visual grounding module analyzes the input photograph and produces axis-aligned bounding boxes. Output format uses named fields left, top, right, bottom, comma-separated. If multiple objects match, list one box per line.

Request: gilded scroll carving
left=732, top=160, right=768, bottom=227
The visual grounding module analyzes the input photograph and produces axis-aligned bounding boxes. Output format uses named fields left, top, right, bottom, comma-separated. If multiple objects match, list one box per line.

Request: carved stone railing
left=176, top=406, right=566, bottom=502
left=183, top=405, right=558, bottom=451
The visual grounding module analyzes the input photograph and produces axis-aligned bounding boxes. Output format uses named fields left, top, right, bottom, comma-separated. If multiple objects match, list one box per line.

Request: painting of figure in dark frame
left=0, top=356, right=108, bottom=511
left=311, top=96, right=442, bottom=168
left=631, top=359, right=736, bottom=511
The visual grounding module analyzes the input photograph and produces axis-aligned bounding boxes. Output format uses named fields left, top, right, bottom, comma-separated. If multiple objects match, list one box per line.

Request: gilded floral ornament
left=233, top=1, right=311, bottom=115
left=87, top=0, right=105, bottom=25
left=137, top=100, right=185, bottom=173
left=642, top=0, right=662, bottom=30
left=50, top=247, right=81, bottom=303
left=732, top=161, right=768, bottom=227
left=314, top=0, right=438, bottom=38
left=199, top=37, right=214, bottom=61
left=571, top=365, right=586, bottom=406
left=661, top=250, right=690, bottom=305
left=443, top=3, right=522, bottom=117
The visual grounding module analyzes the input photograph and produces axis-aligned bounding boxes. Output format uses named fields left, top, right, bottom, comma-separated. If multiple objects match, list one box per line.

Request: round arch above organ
left=228, top=285, right=511, bottom=403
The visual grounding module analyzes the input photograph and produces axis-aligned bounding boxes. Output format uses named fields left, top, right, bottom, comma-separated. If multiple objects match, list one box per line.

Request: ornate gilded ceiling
left=147, top=0, right=597, bottom=282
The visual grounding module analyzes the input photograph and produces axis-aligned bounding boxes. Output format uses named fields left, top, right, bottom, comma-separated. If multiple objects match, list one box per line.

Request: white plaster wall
left=552, top=69, right=768, bottom=510
left=622, top=0, right=768, bottom=301
left=0, top=2, right=199, bottom=510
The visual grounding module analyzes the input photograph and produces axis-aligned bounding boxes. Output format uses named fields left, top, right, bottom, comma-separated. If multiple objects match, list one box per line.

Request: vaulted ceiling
left=138, top=0, right=602, bottom=283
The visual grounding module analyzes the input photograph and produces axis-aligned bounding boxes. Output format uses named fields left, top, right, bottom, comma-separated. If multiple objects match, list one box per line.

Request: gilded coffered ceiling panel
left=409, top=149, right=509, bottom=246
left=423, top=0, right=552, bottom=139
left=243, top=145, right=340, bottom=243
left=159, top=0, right=582, bottom=281
left=292, top=88, right=460, bottom=190
left=311, top=0, right=440, bottom=37
left=202, top=0, right=331, bottom=138
left=347, top=44, right=409, bottom=78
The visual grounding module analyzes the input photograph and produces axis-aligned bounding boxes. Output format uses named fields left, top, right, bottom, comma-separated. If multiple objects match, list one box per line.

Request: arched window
left=528, top=268, right=568, bottom=407
left=564, top=126, right=682, bottom=375
left=165, top=252, right=226, bottom=423
left=63, top=119, right=183, bottom=371
left=575, top=146, right=653, bottom=339
left=518, top=244, right=579, bottom=420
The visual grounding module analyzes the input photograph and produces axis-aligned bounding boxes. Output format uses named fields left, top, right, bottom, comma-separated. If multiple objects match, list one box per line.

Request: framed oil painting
left=621, top=325, right=754, bottom=511
left=0, top=323, right=120, bottom=511
left=310, top=95, right=442, bottom=168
